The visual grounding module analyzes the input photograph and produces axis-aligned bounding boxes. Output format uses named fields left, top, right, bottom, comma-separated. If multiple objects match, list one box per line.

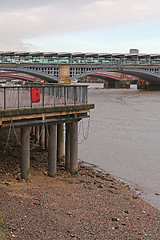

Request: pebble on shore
left=0, top=129, right=160, bottom=239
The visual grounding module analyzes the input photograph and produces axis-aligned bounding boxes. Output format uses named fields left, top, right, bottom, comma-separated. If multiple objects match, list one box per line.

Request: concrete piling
left=48, top=124, right=57, bottom=177
left=65, top=123, right=71, bottom=171
left=20, top=120, right=79, bottom=179
left=70, top=121, right=78, bottom=175
left=45, top=125, right=49, bottom=150
left=21, top=127, right=30, bottom=180
left=57, top=123, right=64, bottom=163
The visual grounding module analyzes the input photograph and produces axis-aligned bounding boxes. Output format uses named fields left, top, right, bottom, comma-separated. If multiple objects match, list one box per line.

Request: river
left=79, top=83, right=160, bottom=210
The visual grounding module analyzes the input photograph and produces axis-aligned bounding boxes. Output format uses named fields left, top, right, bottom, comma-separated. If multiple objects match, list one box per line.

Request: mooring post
left=48, top=124, right=57, bottom=177
left=35, top=126, right=39, bottom=144
left=65, top=123, right=71, bottom=171
left=40, top=125, right=45, bottom=149
left=57, top=123, right=64, bottom=162
left=21, top=127, right=30, bottom=180
left=70, top=121, right=78, bottom=175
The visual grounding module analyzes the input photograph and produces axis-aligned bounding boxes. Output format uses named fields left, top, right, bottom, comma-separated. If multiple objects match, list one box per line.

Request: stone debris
left=0, top=129, right=160, bottom=239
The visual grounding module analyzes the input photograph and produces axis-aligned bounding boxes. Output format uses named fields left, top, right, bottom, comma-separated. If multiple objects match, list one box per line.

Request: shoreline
left=0, top=129, right=160, bottom=239
left=79, top=160, right=160, bottom=211
left=1, top=158, right=160, bottom=239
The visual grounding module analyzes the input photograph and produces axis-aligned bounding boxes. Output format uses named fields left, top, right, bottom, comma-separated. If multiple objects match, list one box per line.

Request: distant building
left=129, top=49, right=139, bottom=54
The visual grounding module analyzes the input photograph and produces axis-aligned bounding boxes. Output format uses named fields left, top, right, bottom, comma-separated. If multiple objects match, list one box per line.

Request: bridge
left=1, top=51, right=160, bottom=89
left=0, top=71, right=34, bottom=82
left=91, top=72, right=135, bottom=81
left=89, top=72, right=135, bottom=88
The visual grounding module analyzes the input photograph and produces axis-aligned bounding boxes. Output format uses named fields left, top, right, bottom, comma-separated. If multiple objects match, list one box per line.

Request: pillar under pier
left=48, top=124, right=57, bottom=177
left=57, top=123, right=64, bottom=163
left=45, top=125, right=49, bottom=150
left=21, top=127, right=30, bottom=180
left=65, top=123, right=71, bottom=171
left=70, top=121, right=78, bottom=175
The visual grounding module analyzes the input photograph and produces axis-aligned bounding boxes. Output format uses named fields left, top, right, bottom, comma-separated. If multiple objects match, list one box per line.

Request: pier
left=0, top=84, right=94, bottom=179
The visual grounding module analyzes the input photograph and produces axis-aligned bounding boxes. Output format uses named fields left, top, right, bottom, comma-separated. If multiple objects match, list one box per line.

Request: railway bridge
left=1, top=64, right=160, bottom=90
left=1, top=51, right=160, bottom=89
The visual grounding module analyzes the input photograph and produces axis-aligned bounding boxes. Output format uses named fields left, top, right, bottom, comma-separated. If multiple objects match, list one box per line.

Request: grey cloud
left=0, top=0, right=94, bottom=11
left=0, top=0, right=159, bottom=50
left=0, top=0, right=55, bottom=11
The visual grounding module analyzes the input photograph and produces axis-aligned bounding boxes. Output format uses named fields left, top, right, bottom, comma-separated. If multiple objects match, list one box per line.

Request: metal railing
left=0, top=84, right=88, bottom=110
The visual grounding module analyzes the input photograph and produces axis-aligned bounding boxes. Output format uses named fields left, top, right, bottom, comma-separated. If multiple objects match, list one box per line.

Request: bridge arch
left=1, top=65, right=160, bottom=85
left=70, top=67, right=160, bottom=84
left=0, top=66, right=58, bottom=83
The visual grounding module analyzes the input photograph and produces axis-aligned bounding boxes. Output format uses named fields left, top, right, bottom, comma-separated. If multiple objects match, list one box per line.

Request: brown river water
left=79, top=84, right=160, bottom=210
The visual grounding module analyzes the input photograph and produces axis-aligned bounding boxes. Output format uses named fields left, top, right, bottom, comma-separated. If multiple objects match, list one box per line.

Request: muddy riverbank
left=0, top=129, right=160, bottom=239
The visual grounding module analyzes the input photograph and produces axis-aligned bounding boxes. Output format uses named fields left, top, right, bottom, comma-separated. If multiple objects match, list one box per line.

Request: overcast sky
left=0, top=0, right=160, bottom=53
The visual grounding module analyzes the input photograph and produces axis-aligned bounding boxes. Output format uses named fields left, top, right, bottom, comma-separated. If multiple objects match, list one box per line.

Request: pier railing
left=0, top=84, right=88, bottom=110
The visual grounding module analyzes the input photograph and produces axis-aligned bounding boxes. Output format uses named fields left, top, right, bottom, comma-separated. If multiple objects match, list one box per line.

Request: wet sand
left=0, top=130, right=160, bottom=239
